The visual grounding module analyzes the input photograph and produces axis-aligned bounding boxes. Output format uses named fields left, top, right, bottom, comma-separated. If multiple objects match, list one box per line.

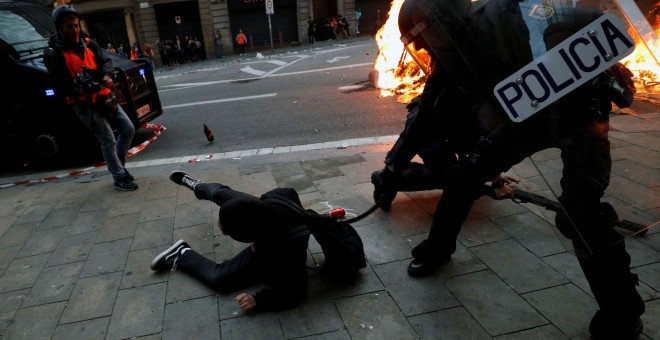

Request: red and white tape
left=0, top=123, right=166, bottom=189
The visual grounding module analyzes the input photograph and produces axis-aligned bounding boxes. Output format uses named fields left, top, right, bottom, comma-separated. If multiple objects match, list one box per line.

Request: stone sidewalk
left=0, top=111, right=658, bottom=339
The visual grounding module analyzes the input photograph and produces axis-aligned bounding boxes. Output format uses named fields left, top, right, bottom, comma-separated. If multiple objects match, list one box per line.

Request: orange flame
left=374, top=1, right=660, bottom=98
left=622, top=5, right=660, bottom=93
left=372, top=0, right=427, bottom=102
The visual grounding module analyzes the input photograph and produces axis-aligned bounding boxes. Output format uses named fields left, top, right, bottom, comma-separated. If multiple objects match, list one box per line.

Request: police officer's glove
left=371, top=167, right=402, bottom=211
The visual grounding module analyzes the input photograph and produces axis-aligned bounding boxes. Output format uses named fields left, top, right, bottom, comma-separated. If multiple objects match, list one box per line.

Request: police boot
left=372, top=164, right=440, bottom=211
left=408, top=239, right=451, bottom=277
left=577, top=241, right=645, bottom=340
left=408, top=184, right=477, bottom=277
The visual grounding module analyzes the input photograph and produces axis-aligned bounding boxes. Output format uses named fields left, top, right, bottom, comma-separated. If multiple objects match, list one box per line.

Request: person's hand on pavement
left=235, top=293, right=256, bottom=311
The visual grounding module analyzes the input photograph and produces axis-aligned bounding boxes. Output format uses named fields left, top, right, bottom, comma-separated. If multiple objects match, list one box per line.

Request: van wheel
left=23, top=128, right=69, bottom=167
left=34, top=132, right=62, bottom=159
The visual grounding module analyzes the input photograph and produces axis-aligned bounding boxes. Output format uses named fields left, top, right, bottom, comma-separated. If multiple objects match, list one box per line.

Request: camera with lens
left=73, top=66, right=102, bottom=93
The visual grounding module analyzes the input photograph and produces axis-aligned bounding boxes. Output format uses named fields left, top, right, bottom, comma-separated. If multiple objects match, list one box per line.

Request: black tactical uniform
left=375, top=0, right=645, bottom=338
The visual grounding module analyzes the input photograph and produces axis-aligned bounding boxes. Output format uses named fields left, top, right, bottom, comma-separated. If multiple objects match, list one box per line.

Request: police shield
left=398, top=0, right=657, bottom=256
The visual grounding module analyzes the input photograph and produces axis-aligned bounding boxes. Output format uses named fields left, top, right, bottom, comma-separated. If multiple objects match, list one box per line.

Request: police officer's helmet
left=52, top=5, right=79, bottom=29
left=398, top=0, right=428, bottom=51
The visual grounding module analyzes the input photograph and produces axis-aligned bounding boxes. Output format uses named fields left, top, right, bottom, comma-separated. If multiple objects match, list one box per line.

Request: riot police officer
left=373, top=0, right=645, bottom=338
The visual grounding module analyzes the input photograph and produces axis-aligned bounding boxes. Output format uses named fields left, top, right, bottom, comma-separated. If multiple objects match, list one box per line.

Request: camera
left=73, top=67, right=102, bottom=93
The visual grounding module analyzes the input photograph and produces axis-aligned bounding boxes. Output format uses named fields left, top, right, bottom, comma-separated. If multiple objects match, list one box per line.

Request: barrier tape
left=0, top=123, right=166, bottom=189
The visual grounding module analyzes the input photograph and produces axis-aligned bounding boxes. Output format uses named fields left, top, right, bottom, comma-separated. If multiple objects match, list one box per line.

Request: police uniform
left=382, top=1, right=645, bottom=338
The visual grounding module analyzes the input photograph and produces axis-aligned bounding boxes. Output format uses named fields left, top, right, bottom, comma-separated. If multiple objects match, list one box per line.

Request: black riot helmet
left=52, top=5, right=79, bottom=30
left=397, top=0, right=491, bottom=107
left=398, top=0, right=471, bottom=75
left=397, top=0, right=534, bottom=113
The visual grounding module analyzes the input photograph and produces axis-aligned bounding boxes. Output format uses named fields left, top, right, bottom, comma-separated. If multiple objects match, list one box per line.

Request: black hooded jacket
left=203, top=185, right=310, bottom=311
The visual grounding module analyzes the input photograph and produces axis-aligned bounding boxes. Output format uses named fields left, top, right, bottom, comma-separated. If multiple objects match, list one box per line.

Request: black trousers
left=178, top=247, right=260, bottom=293
left=181, top=183, right=309, bottom=311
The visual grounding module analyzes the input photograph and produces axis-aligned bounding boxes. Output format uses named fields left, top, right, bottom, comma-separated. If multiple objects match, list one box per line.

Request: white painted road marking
left=162, top=93, right=277, bottom=109
left=240, top=66, right=267, bottom=76
left=338, top=85, right=365, bottom=91
left=266, top=60, right=288, bottom=66
left=327, top=56, right=350, bottom=63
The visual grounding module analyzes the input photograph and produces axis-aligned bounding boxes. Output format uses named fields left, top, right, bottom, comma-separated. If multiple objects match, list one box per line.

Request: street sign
left=265, top=0, right=274, bottom=15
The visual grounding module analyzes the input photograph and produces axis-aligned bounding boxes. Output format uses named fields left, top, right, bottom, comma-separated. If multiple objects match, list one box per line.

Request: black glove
left=371, top=167, right=402, bottom=211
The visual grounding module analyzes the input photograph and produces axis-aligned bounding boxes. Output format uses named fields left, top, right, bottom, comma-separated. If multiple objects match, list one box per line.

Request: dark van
left=0, top=0, right=162, bottom=165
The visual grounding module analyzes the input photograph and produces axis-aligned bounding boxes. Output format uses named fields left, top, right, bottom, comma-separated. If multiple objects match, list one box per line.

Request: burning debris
left=371, top=0, right=427, bottom=102
left=371, top=0, right=660, bottom=101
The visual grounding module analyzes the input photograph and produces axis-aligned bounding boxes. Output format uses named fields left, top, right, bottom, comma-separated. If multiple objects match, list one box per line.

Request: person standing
left=236, top=29, right=247, bottom=55
left=339, top=15, right=350, bottom=39
left=151, top=171, right=310, bottom=312
left=46, top=5, right=137, bottom=190
left=215, top=30, right=223, bottom=58
left=117, top=44, right=128, bottom=58
left=374, top=9, right=383, bottom=33
left=330, top=17, right=339, bottom=40
left=355, top=8, right=362, bottom=34
left=174, top=35, right=184, bottom=64
left=307, top=16, right=315, bottom=44
left=130, top=42, right=139, bottom=60
left=143, top=42, right=155, bottom=69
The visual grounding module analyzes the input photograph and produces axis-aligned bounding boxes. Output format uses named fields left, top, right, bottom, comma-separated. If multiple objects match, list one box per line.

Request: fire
left=622, top=10, right=660, bottom=93
left=372, top=0, right=427, bottom=102
left=373, top=0, right=660, bottom=99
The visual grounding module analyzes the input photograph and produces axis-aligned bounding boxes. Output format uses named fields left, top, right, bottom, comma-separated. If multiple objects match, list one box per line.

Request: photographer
left=150, top=171, right=310, bottom=312
left=47, top=5, right=137, bottom=191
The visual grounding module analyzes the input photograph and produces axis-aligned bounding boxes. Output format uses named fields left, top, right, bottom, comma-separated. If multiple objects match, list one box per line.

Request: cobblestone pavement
left=0, top=108, right=658, bottom=339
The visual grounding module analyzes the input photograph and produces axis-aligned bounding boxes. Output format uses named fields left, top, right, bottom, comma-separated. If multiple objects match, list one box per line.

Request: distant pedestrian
left=338, top=15, right=350, bottom=39
left=236, top=29, right=247, bottom=55
left=117, top=44, right=128, bottom=58
left=307, top=16, right=315, bottom=44
left=215, top=30, right=223, bottom=58
left=375, top=9, right=383, bottom=33
left=355, top=8, right=362, bottom=34
left=130, top=42, right=139, bottom=60
left=143, top=42, right=155, bottom=69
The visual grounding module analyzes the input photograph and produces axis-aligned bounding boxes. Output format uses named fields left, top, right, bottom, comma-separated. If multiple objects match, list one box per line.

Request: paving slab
left=471, top=238, right=569, bottom=294
left=444, top=270, right=547, bottom=336
left=162, top=295, right=220, bottom=340
left=335, top=292, right=418, bottom=339
left=408, top=307, right=492, bottom=339
left=106, top=283, right=167, bottom=339
left=60, top=271, right=122, bottom=324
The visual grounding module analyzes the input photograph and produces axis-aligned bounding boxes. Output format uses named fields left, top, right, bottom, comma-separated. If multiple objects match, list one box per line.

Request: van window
left=0, top=2, right=55, bottom=59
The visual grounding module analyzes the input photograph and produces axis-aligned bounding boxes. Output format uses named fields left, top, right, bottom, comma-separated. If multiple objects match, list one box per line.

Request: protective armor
left=387, top=1, right=647, bottom=337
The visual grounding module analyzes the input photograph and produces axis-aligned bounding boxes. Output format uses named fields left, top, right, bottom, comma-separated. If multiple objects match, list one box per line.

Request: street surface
left=133, top=37, right=405, bottom=161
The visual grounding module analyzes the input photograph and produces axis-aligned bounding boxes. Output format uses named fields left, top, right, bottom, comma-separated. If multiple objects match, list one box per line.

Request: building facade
left=56, top=0, right=392, bottom=66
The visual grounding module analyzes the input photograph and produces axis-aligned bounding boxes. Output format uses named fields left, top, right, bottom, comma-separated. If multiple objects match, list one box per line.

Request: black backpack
left=264, top=196, right=367, bottom=282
